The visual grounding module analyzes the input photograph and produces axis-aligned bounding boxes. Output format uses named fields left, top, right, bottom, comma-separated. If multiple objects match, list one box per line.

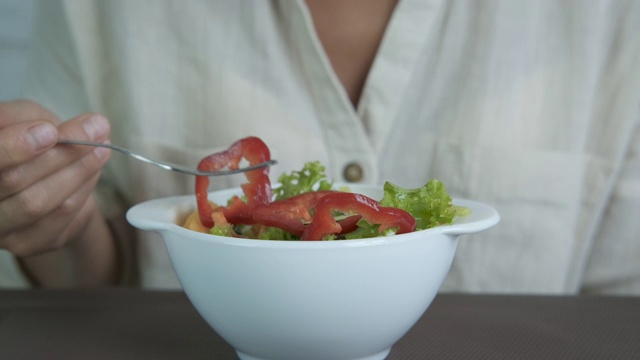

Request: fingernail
left=82, top=115, right=110, bottom=140
left=27, top=123, right=57, bottom=151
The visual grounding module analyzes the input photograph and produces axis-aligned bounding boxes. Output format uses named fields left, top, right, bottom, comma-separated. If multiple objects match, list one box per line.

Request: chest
left=304, top=0, right=399, bottom=107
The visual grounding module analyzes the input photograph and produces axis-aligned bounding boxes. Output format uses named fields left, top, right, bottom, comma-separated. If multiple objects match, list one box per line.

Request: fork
left=57, top=140, right=277, bottom=176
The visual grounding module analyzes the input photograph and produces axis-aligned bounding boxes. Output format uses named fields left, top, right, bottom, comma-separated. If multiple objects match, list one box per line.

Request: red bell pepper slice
left=251, top=190, right=362, bottom=237
left=301, top=192, right=416, bottom=240
left=195, top=136, right=272, bottom=229
left=251, top=191, right=332, bottom=235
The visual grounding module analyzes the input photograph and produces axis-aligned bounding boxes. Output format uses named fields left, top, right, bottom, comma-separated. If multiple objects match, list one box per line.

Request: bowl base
left=236, top=347, right=391, bottom=360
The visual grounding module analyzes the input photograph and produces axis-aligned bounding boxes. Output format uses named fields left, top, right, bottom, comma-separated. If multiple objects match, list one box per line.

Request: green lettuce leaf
left=272, top=161, right=333, bottom=200
left=343, top=219, right=398, bottom=240
left=258, top=227, right=300, bottom=241
left=380, top=179, right=468, bottom=230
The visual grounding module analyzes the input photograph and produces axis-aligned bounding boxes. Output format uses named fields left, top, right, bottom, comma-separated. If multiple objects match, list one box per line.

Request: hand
left=0, top=99, right=117, bottom=286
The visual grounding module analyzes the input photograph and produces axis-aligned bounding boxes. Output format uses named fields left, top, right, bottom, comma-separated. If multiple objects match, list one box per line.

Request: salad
left=182, top=136, right=469, bottom=240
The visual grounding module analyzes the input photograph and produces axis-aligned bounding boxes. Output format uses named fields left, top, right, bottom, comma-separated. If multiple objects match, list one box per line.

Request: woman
left=1, top=0, right=639, bottom=294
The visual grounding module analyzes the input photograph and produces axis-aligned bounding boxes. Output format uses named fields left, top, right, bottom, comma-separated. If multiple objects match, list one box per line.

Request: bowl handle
left=440, top=200, right=500, bottom=236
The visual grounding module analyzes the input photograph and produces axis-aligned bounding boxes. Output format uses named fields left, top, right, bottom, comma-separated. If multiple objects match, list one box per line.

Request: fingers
left=0, top=113, right=111, bottom=199
left=0, top=121, right=58, bottom=169
left=57, top=112, right=111, bottom=144
left=0, top=99, right=61, bottom=126
left=1, top=173, right=101, bottom=257
left=0, top=119, right=111, bottom=231
left=0, top=99, right=61, bottom=175
left=0, top=108, right=112, bottom=256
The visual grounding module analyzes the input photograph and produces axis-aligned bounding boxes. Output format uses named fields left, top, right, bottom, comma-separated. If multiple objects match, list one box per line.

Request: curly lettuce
left=258, top=226, right=300, bottom=241
left=272, top=161, right=333, bottom=200
left=380, top=179, right=469, bottom=230
left=344, top=220, right=398, bottom=240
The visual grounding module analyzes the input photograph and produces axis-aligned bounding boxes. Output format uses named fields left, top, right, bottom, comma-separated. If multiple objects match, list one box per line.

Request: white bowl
left=127, top=184, right=499, bottom=360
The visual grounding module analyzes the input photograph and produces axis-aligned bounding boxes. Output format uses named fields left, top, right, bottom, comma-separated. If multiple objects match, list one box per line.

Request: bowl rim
left=126, top=184, right=500, bottom=249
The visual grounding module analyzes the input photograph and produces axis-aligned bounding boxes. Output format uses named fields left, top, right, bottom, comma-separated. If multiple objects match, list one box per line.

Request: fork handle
left=56, top=140, right=276, bottom=176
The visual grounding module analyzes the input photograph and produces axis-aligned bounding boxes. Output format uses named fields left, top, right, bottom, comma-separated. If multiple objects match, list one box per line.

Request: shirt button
left=343, top=162, right=364, bottom=182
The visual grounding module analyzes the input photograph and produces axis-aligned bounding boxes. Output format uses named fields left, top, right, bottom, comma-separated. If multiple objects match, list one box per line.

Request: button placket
left=287, top=1, right=379, bottom=184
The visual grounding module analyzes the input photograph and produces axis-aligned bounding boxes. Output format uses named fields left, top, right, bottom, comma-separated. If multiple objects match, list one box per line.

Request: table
left=0, top=289, right=638, bottom=359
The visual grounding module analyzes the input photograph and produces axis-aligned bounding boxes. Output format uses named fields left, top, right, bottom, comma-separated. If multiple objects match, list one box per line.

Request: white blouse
left=3, top=0, right=639, bottom=294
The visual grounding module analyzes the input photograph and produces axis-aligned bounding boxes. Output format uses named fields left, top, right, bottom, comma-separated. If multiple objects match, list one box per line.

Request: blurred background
left=0, top=0, right=34, bottom=101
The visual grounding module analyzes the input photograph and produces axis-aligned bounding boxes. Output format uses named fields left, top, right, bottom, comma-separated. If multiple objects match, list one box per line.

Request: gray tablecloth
left=0, top=289, right=638, bottom=359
